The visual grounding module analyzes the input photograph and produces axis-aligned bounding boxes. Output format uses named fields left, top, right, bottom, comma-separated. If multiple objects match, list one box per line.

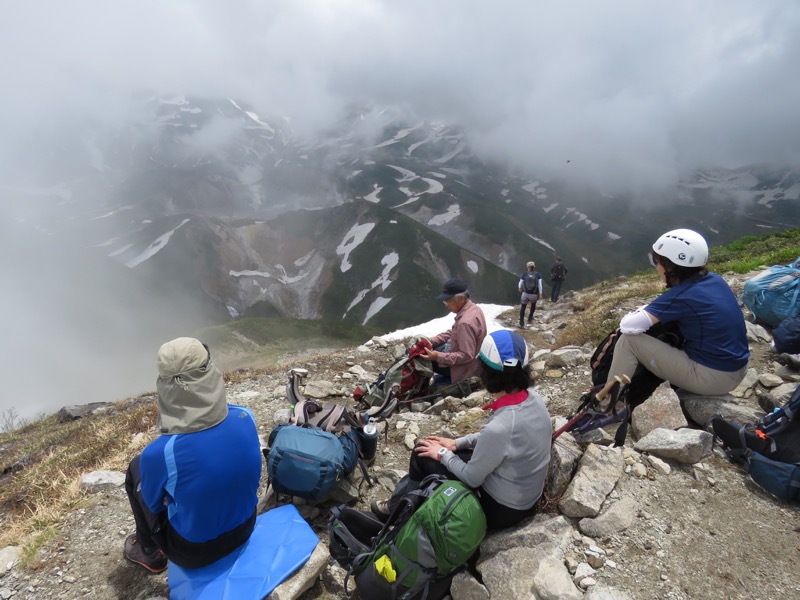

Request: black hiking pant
left=390, top=447, right=537, bottom=531
left=551, top=279, right=564, bottom=302
left=519, top=302, right=537, bottom=324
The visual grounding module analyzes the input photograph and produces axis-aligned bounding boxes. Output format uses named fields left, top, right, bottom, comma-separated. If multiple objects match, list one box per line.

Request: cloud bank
left=0, top=0, right=797, bottom=189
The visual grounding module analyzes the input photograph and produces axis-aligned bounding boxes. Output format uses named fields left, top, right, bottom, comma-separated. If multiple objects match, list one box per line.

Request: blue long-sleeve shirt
left=139, top=405, right=262, bottom=543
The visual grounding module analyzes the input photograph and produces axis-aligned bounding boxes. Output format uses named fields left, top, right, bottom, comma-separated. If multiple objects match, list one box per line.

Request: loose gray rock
left=633, top=428, right=713, bottom=464
left=631, top=382, right=687, bottom=439
left=559, top=444, right=623, bottom=518
left=79, top=470, right=126, bottom=492
left=269, top=542, right=328, bottom=600
left=450, top=571, right=490, bottom=600
left=0, top=546, right=22, bottom=575
left=547, top=433, right=583, bottom=498
left=57, top=403, right=115, bottom=422
left=578, top=495, right=638, bottom=538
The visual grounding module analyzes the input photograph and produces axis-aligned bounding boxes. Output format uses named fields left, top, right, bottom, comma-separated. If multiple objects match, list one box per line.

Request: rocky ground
left=1, top=276, right=799, bottom=600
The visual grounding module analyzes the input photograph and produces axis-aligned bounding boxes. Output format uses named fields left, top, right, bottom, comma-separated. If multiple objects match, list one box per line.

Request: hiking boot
left=370, top=499, right=391, bottom=523
left=124, top=534, right=167, bottom=573
left=518, top=322, right=525, bottom=329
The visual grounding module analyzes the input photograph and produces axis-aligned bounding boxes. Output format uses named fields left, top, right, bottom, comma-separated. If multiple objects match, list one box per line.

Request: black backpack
left=773, top=316, right=800, bottom=354
left=551, top=262, right=566, bottom=281
left=711, top=384, right=800, bottom=500
left=522, top=271, right=540, bottom=294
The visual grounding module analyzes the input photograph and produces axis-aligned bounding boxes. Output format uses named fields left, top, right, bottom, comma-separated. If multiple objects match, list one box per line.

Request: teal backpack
left=740, top=257, right=800, bottom=327
left=329, top=475, right=486, bottom=600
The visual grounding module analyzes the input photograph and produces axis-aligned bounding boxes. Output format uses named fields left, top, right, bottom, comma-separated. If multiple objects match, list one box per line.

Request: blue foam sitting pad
left=168, top=504, right=319, bottom=600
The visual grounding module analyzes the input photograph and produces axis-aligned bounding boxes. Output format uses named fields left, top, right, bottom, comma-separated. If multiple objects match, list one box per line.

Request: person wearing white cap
left=605, top=229, right=749, bottom=400
left=123, top=338, right=262, bottom=573
left=372, top=329, right=552, bottom=530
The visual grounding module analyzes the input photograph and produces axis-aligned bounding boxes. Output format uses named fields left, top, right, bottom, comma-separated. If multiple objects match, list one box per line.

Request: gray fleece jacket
left=441, top=389, right=552, bottom=510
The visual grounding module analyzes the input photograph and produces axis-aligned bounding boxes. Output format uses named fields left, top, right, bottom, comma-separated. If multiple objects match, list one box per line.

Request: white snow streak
left=124, top=219, right=190, bottom=268
left=337, top=223, right=376, bottom=273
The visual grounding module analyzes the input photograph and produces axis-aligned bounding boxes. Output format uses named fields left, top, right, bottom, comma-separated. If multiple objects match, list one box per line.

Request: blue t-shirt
left=139, top=405, right=262, bottom=543
left=646, top=272, right=749, bottom=372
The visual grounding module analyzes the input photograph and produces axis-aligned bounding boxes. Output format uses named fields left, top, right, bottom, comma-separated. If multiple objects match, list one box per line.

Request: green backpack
left=350, top=475, right=486, bottom=599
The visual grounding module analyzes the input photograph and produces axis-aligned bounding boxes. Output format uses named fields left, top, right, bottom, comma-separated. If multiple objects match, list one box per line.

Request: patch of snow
left=527, top=235, right=556, bottom=252
left=434, top=142, right=465, bottom=163
left=337, top=222, right=376, bottom=273
left=379, top=304, right=513, bottom=342
left=543, top=202, right=558, bottom=213
left=501, top=189, right=509, bottom=197
left=227, top=306, right=240, bottom=318
left=274, top=264, right=308, bottom=285
left=364, top=184, right=382, bottom=203
left=429, top=172, right=447, bottom=178
left=245, top=111, right=274, bottom=133
left=230, top=270, right=271, bottom=278
left=363, top=297, right=393, bottom=325
left=607, top=232, right=621, bottom=241
left=387, top=164, right=418, bottom=182
left=125, top=219, right=190, bottom=268
left=467, top=260, right=479, bottom=274
left=428, top=204, right=461, bottom=226
left=294, top=250, right=315, bottom=267
left=108, top=243, right=132, bottom=258
left=348, top=170, right=362, bottom=179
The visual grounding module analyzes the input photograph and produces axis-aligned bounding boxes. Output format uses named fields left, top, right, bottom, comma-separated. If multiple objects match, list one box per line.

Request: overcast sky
left=2, top=1, right=799, bottom=422
left=1, top=0, right=798, bottom=190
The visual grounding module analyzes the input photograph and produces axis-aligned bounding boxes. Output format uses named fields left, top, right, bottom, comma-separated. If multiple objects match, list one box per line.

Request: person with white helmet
left=605, top=228, right=749, bottom=400
left=371, top=329, right=552, bottom=530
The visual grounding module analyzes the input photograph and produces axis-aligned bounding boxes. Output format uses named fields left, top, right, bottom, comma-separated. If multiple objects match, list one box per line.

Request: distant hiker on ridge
left=419, top=278, right=487, bottom=386
left=518, top=261, right=543, bottom=328
left=123, top=337, right=262, bottom=573
left=549, top=256, right=568, bottom=302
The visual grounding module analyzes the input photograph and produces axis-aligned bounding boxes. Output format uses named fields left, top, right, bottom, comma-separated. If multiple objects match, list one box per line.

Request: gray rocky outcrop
left=559, top=444, right=623, bottom=518
left=633, top=427, right=713, bottom=463
left=630, top=382, right=687, bottom=439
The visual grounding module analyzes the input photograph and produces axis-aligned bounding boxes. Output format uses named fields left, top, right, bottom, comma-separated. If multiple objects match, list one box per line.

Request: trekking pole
left=552, top=378, right=618, bottom=441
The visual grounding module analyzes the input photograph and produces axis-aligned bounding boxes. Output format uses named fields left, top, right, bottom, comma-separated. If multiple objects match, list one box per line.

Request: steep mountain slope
left=5, top=95, right=799, bottom=329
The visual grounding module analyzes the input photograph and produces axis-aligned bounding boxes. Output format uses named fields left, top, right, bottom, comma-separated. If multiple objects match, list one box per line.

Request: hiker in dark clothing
left=372, top=329, right=551, bottom=531
left=123, top=338, right=262, bottom=573
left=518, top=261, right=543, bottom=327
left=550, top=257, right=568, bottom=302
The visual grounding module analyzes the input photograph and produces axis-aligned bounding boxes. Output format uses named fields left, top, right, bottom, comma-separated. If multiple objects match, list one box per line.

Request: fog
left=1, top=0, right=799, bottom=421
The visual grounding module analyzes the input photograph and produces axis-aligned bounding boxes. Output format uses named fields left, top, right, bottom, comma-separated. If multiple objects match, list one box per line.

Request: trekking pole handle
left=595, top=378, right=618, bottom=402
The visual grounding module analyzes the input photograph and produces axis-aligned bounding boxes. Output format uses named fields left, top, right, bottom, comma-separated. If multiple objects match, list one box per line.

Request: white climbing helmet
left=652, top=229, right=708, bottom=267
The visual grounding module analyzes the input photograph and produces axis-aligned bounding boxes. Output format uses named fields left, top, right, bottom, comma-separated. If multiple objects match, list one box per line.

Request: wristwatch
left=437, top=447, right=448, bottom=461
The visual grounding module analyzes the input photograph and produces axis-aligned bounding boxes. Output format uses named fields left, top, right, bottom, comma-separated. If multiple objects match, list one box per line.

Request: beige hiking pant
left=607, top=333, right=747, bottom=395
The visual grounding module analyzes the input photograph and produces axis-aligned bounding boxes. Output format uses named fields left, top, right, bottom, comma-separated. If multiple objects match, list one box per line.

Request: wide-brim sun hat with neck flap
left=478, top=329, right=529, bottom=371
left=156, top=337, right=228, bottom=434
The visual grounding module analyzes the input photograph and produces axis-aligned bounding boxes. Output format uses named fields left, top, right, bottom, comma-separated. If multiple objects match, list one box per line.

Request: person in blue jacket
left=123, top=337, right=262, bottom=573
left=606, top=229, right=749, bottom=396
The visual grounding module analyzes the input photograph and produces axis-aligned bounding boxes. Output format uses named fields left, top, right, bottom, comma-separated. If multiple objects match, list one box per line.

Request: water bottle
left=359, top=419, right=379, bottom=462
